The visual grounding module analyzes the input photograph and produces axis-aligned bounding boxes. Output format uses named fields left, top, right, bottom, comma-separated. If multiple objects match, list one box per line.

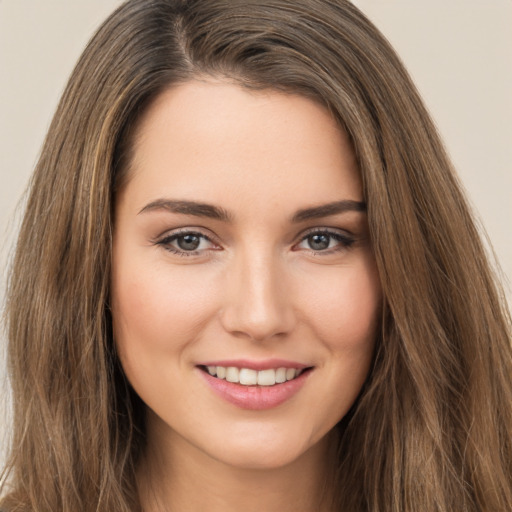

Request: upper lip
left=196, top=359, right=311, bottom=371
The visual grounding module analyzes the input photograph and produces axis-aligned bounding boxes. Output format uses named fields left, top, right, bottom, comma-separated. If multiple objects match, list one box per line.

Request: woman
left=1, top=0, right=511, bottom=511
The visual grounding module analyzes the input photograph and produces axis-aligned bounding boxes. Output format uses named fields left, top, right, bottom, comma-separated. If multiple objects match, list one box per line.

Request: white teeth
left=257, top=369, right=276, bottom=386
left=239, top=368, right=258, bottom=385
left=286, top=368, right=296, bottom=381
left=205, top=365, right=304, bottom=386
left=275, top=367, right=287, bottom=383
left=225, top=367, right=239, bottom=383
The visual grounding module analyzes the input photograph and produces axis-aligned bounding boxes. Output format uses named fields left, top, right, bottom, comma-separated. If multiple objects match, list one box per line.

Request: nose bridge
left=220, top=244, right=294, bottom=341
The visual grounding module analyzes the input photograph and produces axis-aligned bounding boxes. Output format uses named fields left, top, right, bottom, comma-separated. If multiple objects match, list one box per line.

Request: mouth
left=198, top=365, right=312, bottom=387
left=198, top=363, right=313, bottom=410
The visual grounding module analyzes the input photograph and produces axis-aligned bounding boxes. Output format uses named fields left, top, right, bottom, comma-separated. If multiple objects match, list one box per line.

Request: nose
left=219, top=248, right=296, bottom=342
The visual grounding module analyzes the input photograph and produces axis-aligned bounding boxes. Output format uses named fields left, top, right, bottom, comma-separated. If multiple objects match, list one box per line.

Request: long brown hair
left=2, top=1, right=511, bottom=510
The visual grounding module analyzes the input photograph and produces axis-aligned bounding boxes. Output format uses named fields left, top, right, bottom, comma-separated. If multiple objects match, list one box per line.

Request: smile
left=203, top=365, right=305, bottom=386
left=198, top=365, right=313, bottom=410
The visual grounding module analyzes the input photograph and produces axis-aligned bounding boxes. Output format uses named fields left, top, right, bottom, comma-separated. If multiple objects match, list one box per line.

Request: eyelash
left=155, top=228, right=355, bottom=257
left=297, top=228, right=355, bottom=255
left=155, top=229, right=218, bottom=257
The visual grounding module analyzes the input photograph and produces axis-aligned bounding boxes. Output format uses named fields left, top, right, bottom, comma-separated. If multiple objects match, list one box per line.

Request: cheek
left=299, top=259, right=381, bottom=351
left=306, top=261, right=381, bottom=418
left=110, top=257, right=219, bottom=372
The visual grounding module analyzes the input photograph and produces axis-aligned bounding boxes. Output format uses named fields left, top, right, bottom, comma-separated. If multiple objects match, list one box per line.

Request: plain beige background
left=0, top=0, right=511, bottom=465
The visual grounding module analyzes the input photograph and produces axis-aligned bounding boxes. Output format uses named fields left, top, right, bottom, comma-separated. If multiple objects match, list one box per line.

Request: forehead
left=120, top=80, right=362, bottom=217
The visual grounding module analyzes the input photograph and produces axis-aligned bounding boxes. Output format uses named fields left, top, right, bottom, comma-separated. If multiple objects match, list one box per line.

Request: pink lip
left=197, top=366, right=312, bottom=410
left=197, top=358, right=309, bottom=371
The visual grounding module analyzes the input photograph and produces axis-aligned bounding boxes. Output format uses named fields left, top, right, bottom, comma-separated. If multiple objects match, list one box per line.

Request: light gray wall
left=1, top=0, right=511, bottom=468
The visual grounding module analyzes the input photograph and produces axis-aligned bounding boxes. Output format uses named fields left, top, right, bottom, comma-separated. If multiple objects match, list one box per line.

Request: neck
left=138, top=418, right=338, bottom=512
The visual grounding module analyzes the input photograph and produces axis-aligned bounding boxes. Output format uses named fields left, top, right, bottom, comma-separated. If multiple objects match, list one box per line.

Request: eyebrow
left=291, top=200, right=366, bottom=222
left=138, top=199, right=232, bottom=222
left=138, top=198, right=366, bottom=223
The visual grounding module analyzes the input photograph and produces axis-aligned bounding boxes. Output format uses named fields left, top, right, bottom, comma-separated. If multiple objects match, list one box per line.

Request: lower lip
left=198, top=368, right=311, bottom=410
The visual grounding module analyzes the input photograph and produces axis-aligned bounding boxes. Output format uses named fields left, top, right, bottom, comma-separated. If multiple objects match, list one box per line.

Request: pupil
left=178, top=234, right=200, bottom=251
left=309, top=234, right=330, bottom=250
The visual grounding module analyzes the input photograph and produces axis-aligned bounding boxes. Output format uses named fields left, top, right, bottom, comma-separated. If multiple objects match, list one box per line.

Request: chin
left=205, top=430, right=329, bottom=471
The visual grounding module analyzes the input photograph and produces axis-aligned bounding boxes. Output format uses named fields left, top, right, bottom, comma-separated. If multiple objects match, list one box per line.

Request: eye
left=156, top=230, right=219, bottom=256
left=174, top=233, right=204, bottom=251
left=295, top=229, right=355, bottom=253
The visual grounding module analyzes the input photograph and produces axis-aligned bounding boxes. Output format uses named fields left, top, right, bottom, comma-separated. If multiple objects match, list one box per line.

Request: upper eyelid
left=153, top=226, right=355, bottom=247
left=155, top=227, right=218, bottom=243
left=294, top=227, right=356, bottom=251
left=155, top=231, right=220, bottom=256
left=297, top=226, right=354, bottom=239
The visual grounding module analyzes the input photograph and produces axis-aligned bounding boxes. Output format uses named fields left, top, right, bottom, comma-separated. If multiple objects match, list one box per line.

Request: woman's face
left=111, top=81, right=381, bottom=470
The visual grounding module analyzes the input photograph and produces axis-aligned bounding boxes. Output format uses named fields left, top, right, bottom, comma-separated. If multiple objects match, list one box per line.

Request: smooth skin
left=111, top=80, right=382, bottom=512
